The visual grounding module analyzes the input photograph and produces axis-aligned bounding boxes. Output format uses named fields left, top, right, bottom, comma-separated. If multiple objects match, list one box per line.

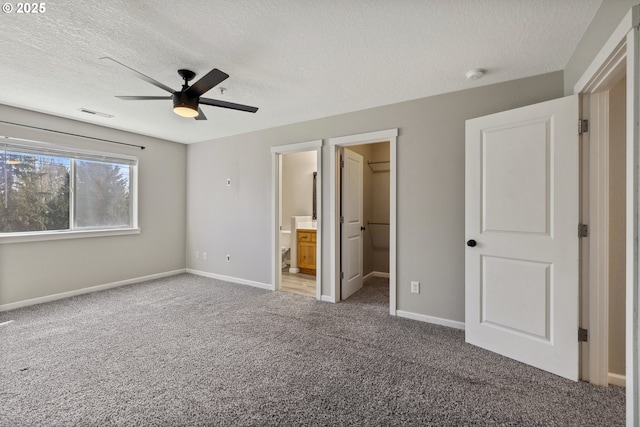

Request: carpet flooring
left=0, top=274, right=625, bottom=426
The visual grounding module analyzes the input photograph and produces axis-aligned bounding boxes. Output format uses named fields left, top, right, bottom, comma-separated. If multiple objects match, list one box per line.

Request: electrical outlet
left=411, top=281, right=420, bottom=294
left=226, top=178, right=231, bottom=186
left=195, top=251, right=199, bottom=259
left=202, top=252, right=207, bottom=260
left=226, top=254, right=231, bottom=262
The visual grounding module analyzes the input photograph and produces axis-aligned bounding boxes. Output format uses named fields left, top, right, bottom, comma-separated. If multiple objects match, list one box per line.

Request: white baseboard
left=363, top=271, right=390, bottom=280
left=608, top=373, right=626, bottom=387
left=396, top=310, right=465, bottom=330
left=186, top=269, right=274, bottom=291
left=0, top=269, right=186, bottom=312
left=321, top=295, right=335, bottom=303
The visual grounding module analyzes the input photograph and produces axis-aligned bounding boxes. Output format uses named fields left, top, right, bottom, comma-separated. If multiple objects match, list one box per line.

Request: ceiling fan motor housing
left=173, top=92, right=198, bottom=112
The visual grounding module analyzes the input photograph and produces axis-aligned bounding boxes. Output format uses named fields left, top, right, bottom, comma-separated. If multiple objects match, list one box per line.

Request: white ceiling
left=0, top=0, right=602, bottom=144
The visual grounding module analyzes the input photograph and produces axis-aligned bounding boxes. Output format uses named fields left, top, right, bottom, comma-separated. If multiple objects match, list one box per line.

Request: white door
left=341, top=148, right=364, bottom=300
left=465, top=95, right=580, bottom=381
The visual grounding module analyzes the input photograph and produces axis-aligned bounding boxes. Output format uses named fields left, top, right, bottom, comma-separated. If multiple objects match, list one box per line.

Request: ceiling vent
left=78, top=108, right=113, bottom=118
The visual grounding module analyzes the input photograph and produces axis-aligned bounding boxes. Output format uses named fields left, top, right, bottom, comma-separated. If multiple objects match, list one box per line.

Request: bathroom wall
left=281, top=150, right=317, bottom=231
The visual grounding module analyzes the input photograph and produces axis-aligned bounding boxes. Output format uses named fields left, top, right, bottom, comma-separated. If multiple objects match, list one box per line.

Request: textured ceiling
left=0, top=0, right=602, bottom=144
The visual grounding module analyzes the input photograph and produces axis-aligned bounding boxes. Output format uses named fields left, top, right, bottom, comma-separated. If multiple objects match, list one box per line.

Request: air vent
left=78, top=108, right=113, bottom=119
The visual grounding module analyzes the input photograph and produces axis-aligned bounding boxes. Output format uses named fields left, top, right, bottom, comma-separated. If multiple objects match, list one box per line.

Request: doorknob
left=466, top=239, right=477, bottom=247
left=361, top=226, right=366, bottom=231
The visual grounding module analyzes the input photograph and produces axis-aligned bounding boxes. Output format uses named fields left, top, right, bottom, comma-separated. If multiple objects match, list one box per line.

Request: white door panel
left=341, top=148, right=363, bottom=300
left=465, top=95, right=579, bottom=381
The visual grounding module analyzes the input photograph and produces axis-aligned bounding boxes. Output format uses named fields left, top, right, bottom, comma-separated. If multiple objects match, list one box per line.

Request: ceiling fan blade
left=195, top=108, right=207, bottom=120
left=200, top=97, right=258, bottom=113
left=100, top=57, right=175, bottom=94
left=115, top=96, right=172, bottom=100
left=185, top=69, right=229, bottom=98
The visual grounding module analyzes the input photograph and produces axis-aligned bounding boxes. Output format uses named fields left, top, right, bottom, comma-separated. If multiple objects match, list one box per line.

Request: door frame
left=574, top=5, right=639, bottom=425
left=271, top=140, right=323, bottom=301
left=327, top=128, right=397, bottom=314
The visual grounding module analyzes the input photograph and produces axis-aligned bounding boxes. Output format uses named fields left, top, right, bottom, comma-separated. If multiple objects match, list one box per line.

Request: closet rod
left=367, top=161, right=390, bottom=165
left=0, top=120, right=145, bottom=150
left=368, top=221, right=390, bottom=226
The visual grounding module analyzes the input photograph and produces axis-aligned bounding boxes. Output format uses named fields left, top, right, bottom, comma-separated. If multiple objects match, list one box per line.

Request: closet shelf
left=367, top=161, right=390, bottom=172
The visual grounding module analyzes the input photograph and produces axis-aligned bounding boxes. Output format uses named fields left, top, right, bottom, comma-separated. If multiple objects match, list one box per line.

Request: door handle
left=466, top=239, right=477, bottom=247
left=361, top=226, right=366, bottom=231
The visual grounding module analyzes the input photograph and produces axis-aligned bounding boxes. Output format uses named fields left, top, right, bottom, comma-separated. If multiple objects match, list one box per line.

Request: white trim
left=271, top=139, right=322, bottom=153
left=328, top=129, right=398, bottom=147
left=626, top=24, right=640, bottom=427
left=574, top=9, right=638, bottom=94
left=271, top=141, right=322, bottom=301
left=364, top=271, right=390, bottom=280
left=0, top=227, right=141, bottom=244
left=186, top=269, right=274, bottom=291
left=0, top=269, right=185, bottom=312
left=574, top=6, right=640, bottom=424
left=610, top=373, right=627, bottom=388
left=321, top=295, right=333, bottom=302
left=328, top=129, right=398, bottom=314
left=396, top=310, right=465, bottom=331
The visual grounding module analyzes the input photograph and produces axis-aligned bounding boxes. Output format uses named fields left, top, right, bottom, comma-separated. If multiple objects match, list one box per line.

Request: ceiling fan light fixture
left=173, top=92, right=199, bottom=118
left=173, top=105, right=199, bottom=118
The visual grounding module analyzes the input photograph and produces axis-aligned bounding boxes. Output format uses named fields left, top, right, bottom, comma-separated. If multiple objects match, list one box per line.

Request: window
left=0, top=138, right=138, bottom=241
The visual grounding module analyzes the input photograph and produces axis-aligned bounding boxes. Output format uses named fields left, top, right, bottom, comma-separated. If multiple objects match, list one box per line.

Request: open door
left=465, top=95, right=580, bottom=381
left=341, top=147, right=364, bottom=300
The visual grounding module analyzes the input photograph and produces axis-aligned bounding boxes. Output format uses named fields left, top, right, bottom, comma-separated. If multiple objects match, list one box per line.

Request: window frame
left=0, top=137, right=139, bottom=244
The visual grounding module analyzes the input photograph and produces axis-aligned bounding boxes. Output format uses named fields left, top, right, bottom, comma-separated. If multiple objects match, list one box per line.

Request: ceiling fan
left=100, top=57, right=258, bottom=120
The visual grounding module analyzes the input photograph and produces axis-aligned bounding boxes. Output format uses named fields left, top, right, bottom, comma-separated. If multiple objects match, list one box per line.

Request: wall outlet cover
left=411, top=281, right=420, bottom=294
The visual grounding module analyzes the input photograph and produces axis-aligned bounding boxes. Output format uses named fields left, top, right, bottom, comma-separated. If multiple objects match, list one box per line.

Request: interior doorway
left=580, top=71, right=627, bottom=387
left=271, top=140, right=322, bottom=300
left=328, top=128, right=398, bottom=313
left=339, top=142, right=391, bottom=301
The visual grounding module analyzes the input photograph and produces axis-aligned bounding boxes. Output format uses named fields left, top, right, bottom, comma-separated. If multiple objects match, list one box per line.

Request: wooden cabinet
left=297, top=229, right=316, bottom=275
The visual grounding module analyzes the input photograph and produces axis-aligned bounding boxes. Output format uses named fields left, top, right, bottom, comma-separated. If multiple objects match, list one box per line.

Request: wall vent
left=78, top=108, right=114, bottom=119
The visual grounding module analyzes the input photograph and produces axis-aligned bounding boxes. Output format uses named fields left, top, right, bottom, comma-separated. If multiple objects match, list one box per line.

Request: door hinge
left=578, top=223, right=589, bottom=238
left=340, top=160, right=345, bottom=168
left=578, top=327, right=588, bottom=342
left=340, top=216, right=344, bottom=223
left=579, top=119, right=589, bottom=134
left=340, top=272, right=344, bottom=280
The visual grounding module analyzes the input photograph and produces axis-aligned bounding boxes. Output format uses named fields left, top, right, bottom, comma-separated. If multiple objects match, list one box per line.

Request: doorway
left=271, top=140, right=322, bottom=300
left=328, top=128, right=398, bottom=313
left=339, top=142, right=391, bottom=300
left=580, top=71, right=627, bottom=387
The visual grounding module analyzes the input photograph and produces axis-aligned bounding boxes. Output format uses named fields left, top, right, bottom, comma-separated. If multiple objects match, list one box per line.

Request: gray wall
left=281, top=151, right=317, bottom=230
left=0, top=105, right=187, bottom=306
left=187, top=71, right=563, bottom=322
left=564, top=0, right=638, bottom=94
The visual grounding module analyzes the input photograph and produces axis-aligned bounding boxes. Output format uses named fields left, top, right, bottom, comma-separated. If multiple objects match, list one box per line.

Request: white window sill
left=0, top=228, right=141, bottom=244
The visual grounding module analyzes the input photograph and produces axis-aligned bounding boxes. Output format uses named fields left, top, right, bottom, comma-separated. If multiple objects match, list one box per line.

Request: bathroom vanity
left=297, top=229, right=316, bottom=275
